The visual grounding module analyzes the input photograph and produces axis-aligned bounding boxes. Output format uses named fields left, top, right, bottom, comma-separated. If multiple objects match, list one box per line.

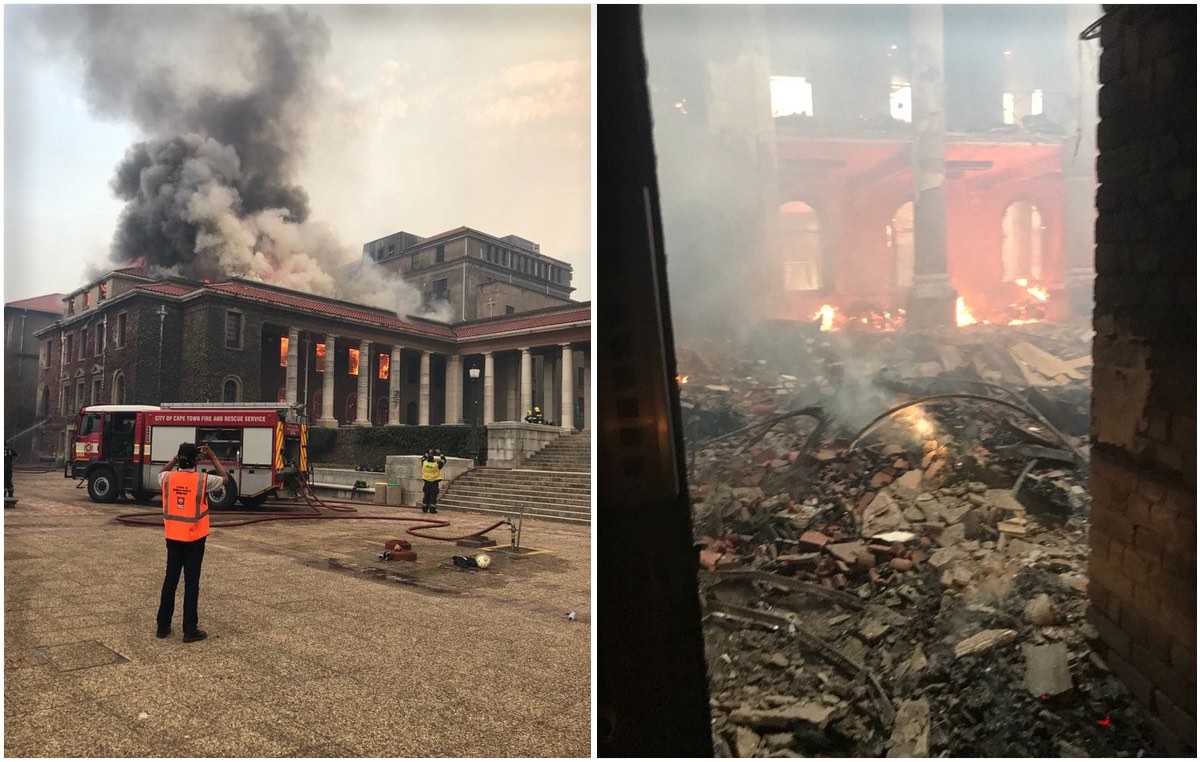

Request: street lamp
left=468, top=364, right=481, bottom=465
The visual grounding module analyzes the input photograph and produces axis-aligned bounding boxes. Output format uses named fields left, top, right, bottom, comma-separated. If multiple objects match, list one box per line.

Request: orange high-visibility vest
left=162, top=470, right=210, bottom=542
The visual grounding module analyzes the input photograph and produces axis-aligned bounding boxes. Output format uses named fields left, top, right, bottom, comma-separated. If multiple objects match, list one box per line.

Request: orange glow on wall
left=348, top=348, right=360, bottom=376
left=315, top=342, right=325, bottom=372
left=378, top=353, right=390, bottom=380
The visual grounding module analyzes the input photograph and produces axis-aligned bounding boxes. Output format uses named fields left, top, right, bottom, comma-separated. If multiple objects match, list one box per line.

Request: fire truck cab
left=70, top=402, right=309, bottom=508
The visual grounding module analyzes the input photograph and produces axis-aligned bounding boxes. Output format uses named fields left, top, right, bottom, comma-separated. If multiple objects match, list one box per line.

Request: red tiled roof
left=6, top=293, right=65, bottom=313
left=112, top=267, right=153, bottom=280
left=137, top=282, right=197, bottom=296
left=205, top=281, right=457, bottom=339
left=453, top=306, right=591, bottom=338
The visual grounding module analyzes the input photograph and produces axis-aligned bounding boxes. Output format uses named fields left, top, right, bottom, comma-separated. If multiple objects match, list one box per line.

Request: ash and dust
left=642, top=6, right=1166, bottom=759
left=34, top=6, right=446, bottom=321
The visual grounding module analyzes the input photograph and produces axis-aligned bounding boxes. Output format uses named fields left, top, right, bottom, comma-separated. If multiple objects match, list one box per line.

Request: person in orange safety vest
left=156, top=442, right=230, bottom=642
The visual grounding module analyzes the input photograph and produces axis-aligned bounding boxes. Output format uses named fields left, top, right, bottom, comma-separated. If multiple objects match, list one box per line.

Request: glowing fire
left=1015, top=278, right=1049, bottom=302
left=897, top=407, right=936, bottom=440
left=676, top=374, right=689, bottom=385
left=814, top=304, right=836, bottom=331
left=955, top=297, right=978, bottom=327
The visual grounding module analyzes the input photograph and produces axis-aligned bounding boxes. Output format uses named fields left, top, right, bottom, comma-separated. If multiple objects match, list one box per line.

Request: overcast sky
left=3, top=4, right=592, bottom=304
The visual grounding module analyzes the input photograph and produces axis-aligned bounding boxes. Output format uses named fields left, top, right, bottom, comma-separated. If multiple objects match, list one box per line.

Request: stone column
left=520, top=348, right=533, bottom=419
left=1062, top=3, right=1100, bottom=317
left=354, top=340, right=371, bottom=425
left=582, top=350, right=591, bottom=430
left=446, top=354, right=463, bottom=424
left=906, top=4, right=957, bottom=328
left=284, top=328, right=299, bottom=405
left=483, top=351, right=495, bottom=425
left=388, top=346, right=402, bottom=425
left=560, top=344, right=575, bottom=431
left=318, top=335, right=338, bottom=427
left=418, top=351, right=431, bottom=426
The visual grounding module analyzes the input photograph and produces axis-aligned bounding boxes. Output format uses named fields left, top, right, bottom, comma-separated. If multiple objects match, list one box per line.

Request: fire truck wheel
left=206, top=478, right=238, bottom=510
left=87, top=468, right=119, bottom=503
left=240, top=491, right=272, bottom=509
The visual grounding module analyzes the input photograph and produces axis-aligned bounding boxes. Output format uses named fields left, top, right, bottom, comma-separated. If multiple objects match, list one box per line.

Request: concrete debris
left=954, top=629, right=1018, bottom=659
left=886, top=699, right=930, bottom=758
left=729, top=701, right=837, bottom=730
left=1022, top=642, right=1073, bottom=697
left=1023, top=594, right=1060, bottom=626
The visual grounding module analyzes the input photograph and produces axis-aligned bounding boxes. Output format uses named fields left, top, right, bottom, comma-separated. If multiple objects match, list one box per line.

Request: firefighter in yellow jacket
left=421, top=449, right=447, bottom=514
left=156, top=442, right=230, bottom=642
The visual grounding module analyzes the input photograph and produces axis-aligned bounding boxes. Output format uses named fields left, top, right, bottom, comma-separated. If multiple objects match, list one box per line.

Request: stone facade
left=1087, top=5, right=1196, bottom=754
left=4, top=296, right=62, bottom=457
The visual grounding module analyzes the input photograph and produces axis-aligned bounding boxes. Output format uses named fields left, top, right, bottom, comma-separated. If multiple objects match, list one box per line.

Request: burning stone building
left=31, top=265, right=590, bottom=461
left=645, top=4, right=1098, bottom=331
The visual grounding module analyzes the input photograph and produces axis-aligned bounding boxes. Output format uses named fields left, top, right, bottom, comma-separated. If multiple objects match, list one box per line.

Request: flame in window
left=315, top=342, right=325, bottom=373
left=348, top=348, right=360, bottom=376
left=378, top=353, right=389, bottom=380
left=280, top=337, right=289, bottom=367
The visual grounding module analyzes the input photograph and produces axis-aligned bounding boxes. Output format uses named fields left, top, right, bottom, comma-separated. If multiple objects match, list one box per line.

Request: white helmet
left=474, top=553, right=492, bottom=569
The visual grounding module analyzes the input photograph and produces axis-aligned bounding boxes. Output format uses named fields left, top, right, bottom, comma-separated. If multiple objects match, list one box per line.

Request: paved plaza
left=4, top=471, right=591, bottom=757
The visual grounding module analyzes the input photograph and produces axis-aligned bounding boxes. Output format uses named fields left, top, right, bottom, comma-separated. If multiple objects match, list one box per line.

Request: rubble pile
left=680, top=320, right=1167, bottom=757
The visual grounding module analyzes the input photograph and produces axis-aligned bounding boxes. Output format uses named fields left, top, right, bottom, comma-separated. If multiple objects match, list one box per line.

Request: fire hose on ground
left=115, top=472, right=512, bottom=544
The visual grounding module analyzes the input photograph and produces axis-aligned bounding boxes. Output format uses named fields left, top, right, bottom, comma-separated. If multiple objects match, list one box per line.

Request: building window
left=225, top=312, right=243, bottom=349
left=435, top=245, right=445, bottom=263
left=83, top=291, right=91, bottom=308
left=80, top=329, right=89, bottom=359
left=506, top=306, right=516, bottom=315
left=779, top=201, right=823, bottom=291
left=378, top=352, right=390, bottom=380
left=432, top=279, right=449, bottom=301
left=411, top=253, right=419, bottom=270
left=98, top=282, right=108, bottom=301
left=312, top=390, right=323, bottom=418
left=112, top=372, right=125, bottom=405
left=279, top=336, right=289, bottom=367
left=222, top=377, right=240, bottom=403
left=91, top=377, right=102, bottom=405
left=40, top=341, right=51, bottom=369
left=1002, top=92, right=1015, bottom=125
left=890, top=83, right=912, bottom=123
left=39, top=386, right=50, bottom=418
left=407, top=360, right=419, bottom=385
left=1031, top=89, right=1044, bottom=116
left=1001, top=200, right=1046, bottom=282
left=66, top=333, right=74, bottom=361
left=315, top=342, right=326, bottom=373
left=348, top=347, right=360, bottom=376
left=277, top=386, right=287, bottom=403
left=117, top=313, right=127, bottom=347
left=769, top=75, right=814, bottom=117
left=346, top=393, right=358, bottom=421
left=67, top=298, right=75, bottom=315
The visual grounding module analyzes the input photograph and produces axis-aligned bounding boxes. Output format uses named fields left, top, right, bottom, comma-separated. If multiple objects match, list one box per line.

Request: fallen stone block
left=887, top=698, right=929, bottom=758
left=729, top=701, right=837, bottom=730
left=1022, top=642, right=1073, bottom=697
left=955, top=629, right=1017, bottom=659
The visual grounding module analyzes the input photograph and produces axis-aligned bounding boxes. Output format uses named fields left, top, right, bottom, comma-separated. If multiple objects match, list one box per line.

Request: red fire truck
left=69, top=402, right=310, bottom=508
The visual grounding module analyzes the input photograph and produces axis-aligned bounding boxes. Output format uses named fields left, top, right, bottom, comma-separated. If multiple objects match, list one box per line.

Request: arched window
left=406, top=401, right=418, bottom=425
left=346, top=393, right=358, bottom=422
left=1001, top=200, right=1046, bottom=281
left=222, top=378, right=241, bottom=403
left=277, top=386, right=287, bottom=404
left=779, top=201, right=822, bottom=291
left=889, top=201, right=915, bottom=289
left=112, top=372, right=126, bottom=405
left=39, top=386, right=51, bottom=418
left=375, top=397, right=389, bottom=426
left=312, top=390, right=323, bottom=419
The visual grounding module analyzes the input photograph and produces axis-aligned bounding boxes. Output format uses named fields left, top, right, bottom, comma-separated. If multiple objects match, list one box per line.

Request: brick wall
left=1088, top=5, right=1196, bottom=753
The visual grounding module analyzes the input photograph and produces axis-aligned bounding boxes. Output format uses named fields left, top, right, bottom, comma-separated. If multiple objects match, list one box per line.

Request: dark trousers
left=422, top=480, right=441, bottom=507
left=157, top=537, right=206, bottom=634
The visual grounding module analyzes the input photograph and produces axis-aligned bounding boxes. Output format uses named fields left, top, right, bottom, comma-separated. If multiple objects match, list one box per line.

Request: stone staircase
left=439, top=431, right=591, bottom=523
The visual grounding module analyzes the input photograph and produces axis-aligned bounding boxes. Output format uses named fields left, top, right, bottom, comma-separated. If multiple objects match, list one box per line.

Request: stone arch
left=1000, top=195, right=1050, bottom=282
left=222, top=376, right=242, bottom=403
left=111, top=371, right=126, bottom=405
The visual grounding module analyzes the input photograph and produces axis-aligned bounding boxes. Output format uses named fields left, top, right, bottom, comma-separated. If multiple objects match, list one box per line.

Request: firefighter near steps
left=421, top=449, right=447, bottom=514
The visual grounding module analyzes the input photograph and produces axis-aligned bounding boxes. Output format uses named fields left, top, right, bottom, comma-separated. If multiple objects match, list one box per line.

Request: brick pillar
left=318, top=335, right=337, bottom=428
left=906, top=4, right=957, bottom=328
left=388, top=346, right=402, bottom=425
left=560, top=344, right=575, bottom=431
left=418, top=351, right=431, bottom=426
left=1061, top=3, right=1101, bottom=317
left=520, top=348, right=533, bottom=419
left=483, top=351, right=495, bottom=425
left=284, top=328, right=299, bottom=405
left=1088, top=5, right=1196, bottom=754
left=353, top=340, right=371, bottom=425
